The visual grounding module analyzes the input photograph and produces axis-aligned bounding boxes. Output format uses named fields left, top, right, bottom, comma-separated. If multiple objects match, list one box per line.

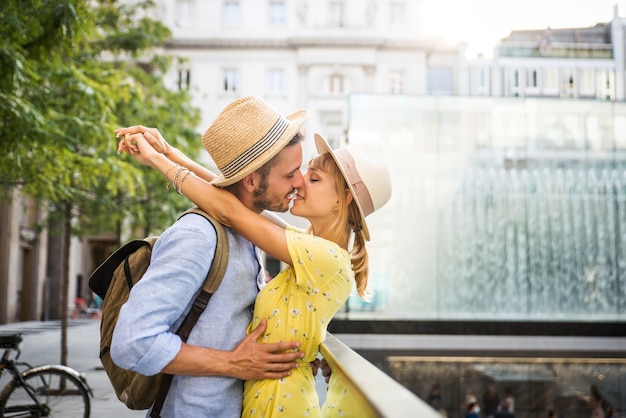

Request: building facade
left=153, top=0, right=461, bottom=154
left=465, top=4, right=625, bottom=100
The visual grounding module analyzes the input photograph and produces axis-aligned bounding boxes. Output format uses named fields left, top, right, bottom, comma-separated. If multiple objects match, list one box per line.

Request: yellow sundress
left=242, top=226, right=354, bottom=417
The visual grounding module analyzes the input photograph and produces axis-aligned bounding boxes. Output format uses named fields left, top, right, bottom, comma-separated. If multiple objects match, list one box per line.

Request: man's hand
left=162, top=319, right=303, bottom=380
left=227, top=319, right=304, bottom=380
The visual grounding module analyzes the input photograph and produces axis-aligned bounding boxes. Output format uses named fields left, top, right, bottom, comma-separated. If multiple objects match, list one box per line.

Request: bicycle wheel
left=0, top=366, right=90, bottom=417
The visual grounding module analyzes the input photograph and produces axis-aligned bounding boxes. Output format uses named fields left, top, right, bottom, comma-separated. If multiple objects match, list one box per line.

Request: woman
left=117, top=129, right=391, bottom=417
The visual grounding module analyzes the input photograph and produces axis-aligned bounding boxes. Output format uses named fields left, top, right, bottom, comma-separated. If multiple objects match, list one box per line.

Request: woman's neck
left=309, top=222, right=349, bottom=250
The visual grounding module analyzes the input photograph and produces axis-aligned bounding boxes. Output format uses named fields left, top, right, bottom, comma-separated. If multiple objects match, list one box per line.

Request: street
left=0, top=319, right=146, bottom=418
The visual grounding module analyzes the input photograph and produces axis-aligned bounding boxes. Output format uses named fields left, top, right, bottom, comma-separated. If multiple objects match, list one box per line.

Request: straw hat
left=203, top=96, right=308, bottom=187
left=314, top=133, right=392, bottom=241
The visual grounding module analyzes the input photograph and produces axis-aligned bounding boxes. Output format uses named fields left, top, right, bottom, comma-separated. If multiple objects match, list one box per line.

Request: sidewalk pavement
left=0, top=319, right=145, bottom=418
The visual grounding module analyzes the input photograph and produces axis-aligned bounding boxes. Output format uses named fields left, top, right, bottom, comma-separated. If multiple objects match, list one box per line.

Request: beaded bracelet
left=172, top=166, right=186, bottom=192
left=177, top=170, right=193, bottom=195
left=165, top=163, right=179, bottom=191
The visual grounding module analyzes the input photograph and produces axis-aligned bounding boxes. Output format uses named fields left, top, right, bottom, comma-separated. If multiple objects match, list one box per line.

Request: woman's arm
left=117, top=128, right=290, bottom=230
left=260, top=211, right=289, bottom=229
left=121, top=133, right=293, bottom=265
left=115, top=126, right=216, bottom=183
left=165, top=146, right=216, bottom=184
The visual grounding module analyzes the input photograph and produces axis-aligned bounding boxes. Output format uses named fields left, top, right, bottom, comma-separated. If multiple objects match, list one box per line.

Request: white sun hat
left=314, top=133, right=392, bottom=241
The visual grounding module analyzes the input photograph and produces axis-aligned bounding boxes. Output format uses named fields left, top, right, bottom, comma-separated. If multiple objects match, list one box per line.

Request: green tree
left=0, top=0, right=201, bottom=364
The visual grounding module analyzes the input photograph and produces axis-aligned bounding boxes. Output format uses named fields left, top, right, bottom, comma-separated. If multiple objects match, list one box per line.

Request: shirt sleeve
left=110, top=213, right=217, bottom=376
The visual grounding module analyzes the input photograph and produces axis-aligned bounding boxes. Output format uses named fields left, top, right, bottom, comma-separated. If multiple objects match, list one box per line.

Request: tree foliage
left=0, top=0, right=202, bottom=238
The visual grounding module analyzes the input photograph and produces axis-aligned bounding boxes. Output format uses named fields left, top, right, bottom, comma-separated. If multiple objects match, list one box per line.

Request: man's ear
left=242, top=172, right=259, bottom=192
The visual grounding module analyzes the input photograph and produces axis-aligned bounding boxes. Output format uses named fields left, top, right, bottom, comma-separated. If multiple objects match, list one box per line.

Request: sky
left=421, top=0, right=626, bottom=57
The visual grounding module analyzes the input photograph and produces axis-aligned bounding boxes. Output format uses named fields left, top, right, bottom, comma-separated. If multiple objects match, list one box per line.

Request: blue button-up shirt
left=111, top=213, right=261, bottom=417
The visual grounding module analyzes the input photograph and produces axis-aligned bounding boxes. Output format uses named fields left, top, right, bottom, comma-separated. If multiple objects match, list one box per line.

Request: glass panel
left=347, top=94, right=626, bottom=321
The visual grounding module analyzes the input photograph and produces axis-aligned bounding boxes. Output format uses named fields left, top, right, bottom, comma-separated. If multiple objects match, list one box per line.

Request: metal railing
left=319, top=333, right=440, bottom=418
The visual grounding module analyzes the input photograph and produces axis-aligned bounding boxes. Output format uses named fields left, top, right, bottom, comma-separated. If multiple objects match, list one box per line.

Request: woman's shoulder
left=285, top=226, right=345, bottom=252
left=285, top=229, right=353, bottom=290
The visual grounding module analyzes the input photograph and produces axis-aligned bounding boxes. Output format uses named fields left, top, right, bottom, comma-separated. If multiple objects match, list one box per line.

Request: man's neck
left=224, top=183, right=262, bottom=214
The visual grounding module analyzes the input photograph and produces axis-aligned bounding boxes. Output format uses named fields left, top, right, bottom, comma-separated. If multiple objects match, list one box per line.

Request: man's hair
left=255, top=130, right=305, bottom=187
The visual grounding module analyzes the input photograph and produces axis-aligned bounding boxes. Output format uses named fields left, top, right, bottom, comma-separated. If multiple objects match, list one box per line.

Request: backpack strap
left=174, top=207, right=229, bottom=340
left=150, top=207, right=229, bottom=418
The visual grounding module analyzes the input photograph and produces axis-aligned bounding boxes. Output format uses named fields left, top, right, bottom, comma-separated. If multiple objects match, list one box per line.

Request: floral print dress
left=242, top=226, right=353, bottom=417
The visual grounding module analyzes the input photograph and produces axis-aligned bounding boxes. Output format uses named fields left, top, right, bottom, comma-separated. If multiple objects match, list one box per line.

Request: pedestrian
left=503, top=386, right=515, bottom=414
left=483, top=383, right=501, bottom=418
left=119, top=121, right=392, bottom=416
left=589, top=384, right=606, bottom=418
left=425, top=382, right=447, bottom=416
left=111, top=96, right=308, bottom=417
left=495, top=400, right=515, bottom=418
left=466, top=402, right=481, bottom=418
left=427, top=382, right=443, bottom=410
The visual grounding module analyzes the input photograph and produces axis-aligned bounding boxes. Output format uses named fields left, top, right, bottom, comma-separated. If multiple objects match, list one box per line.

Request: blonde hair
left=307, top=153, right=370, bottom=299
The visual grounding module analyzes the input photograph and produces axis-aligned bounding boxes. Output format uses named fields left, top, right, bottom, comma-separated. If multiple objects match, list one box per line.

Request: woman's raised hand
left=118, top=132, right=161, bottom=167
left=115, top=125, right=170, bottom=155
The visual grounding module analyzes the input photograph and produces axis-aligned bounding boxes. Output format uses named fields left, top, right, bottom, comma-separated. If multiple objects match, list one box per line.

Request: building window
left=267, top=68, right=284, bottom=94
left=598, top=70, right=614, bottom=100
left=223, top=1, right=240, bottom=26
left=222, top=68, right=238, bottom=92
left=390, top=70, right=405, bottom=94
left=319, top=111, right=343, bottom=148
left=562, top=69, right=575, bottom=98
left=328, top=1, right=344, bottom=27
left=268, top=1, right=286, bottom=25
left=478, top=68, right=486, bottom=88
left=325, top=74, right=346, bottom=95
left=427, top=67, right=452, bottom=95
left=178, top=69, right=190, bottom=91
left=504, top=68, right=520, bottom=97
left=526, top=68, right=538, bottom=88
left=544, top=67, right=559, bottom=93
left=175, top=0, right=195, bottom=25
left=579, top=69, right=595, bottom=96
left=389, top=2, right=406, bottom=25
left=473, top=66, right=489, bottom=95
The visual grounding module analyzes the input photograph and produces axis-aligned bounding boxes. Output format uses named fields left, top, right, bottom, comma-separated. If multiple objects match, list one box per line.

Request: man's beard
left=252, top=177, right=290, bottom=213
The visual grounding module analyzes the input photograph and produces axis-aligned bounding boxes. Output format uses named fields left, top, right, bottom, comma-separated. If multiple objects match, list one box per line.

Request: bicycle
left=0, top=333, right=92, bottom=417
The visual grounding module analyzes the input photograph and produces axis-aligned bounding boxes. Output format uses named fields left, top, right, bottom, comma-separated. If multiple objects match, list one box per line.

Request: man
left=111, top=96, right=308, bottom=417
